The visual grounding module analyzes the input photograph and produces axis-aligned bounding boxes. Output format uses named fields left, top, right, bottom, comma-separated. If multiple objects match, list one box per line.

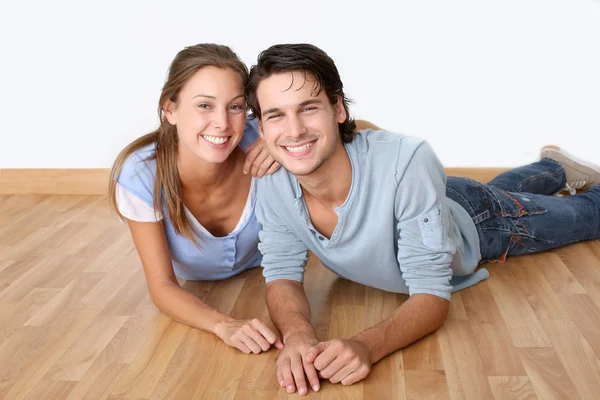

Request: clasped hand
left=277, top=335, right=373, bottom=395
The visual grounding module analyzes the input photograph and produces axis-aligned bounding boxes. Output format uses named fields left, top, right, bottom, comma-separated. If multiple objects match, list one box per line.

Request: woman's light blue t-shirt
left=117, top=119, right=263, bottom=280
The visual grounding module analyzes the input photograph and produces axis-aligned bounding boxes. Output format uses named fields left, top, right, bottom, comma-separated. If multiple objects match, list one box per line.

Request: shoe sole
left=541, top=145, right=600, bottom=179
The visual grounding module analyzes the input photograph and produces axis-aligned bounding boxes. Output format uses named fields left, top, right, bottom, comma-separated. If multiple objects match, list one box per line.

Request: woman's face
left=165, top=66, right=247, bottom=165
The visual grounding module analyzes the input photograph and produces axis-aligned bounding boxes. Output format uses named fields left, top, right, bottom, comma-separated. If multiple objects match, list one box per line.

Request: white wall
left=1, top=0, right=599, bottom=168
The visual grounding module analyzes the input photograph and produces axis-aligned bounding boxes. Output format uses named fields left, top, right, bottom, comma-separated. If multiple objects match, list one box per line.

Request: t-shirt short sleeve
left=115, top=145, right=158, bottom=215
left=116, top=183, right=162, bottom=222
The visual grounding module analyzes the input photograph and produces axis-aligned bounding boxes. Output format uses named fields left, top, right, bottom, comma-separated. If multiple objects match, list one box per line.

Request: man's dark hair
left=247, top=43, right=357, bottom=143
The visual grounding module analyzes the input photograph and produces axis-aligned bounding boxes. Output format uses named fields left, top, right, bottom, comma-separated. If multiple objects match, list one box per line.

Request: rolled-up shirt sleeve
left=394, top=141, right=455, bottom=301
left=255, top=185, right=309, bottom=284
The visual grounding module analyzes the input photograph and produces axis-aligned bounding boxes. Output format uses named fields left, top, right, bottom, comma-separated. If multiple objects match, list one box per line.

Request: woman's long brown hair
left=108, top=44, right=248, bottom=244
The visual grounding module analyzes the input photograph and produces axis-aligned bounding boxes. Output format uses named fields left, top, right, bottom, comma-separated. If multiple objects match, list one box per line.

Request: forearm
left=150, top=281, right=230, bottom=334
left=266, top=280, right=316, bottom=342
left=353, top=294, right=450, bottom=364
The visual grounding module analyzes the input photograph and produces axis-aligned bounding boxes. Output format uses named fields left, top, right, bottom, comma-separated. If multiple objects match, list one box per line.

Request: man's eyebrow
left=298, top=99, right=323, bottom=107
left=262, top=99, right=323, bottom=117
left=262, top=107, right=281, bottom=117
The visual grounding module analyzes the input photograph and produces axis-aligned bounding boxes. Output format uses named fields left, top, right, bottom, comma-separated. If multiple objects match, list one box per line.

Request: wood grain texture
left=0, top=169, right=109, bottom=195
left=1, top=195, right=599, bottom=399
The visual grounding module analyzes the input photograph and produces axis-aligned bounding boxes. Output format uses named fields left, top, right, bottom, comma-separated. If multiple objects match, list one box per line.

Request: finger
left=255, top=155, right=276, bottom=178
left=340, top=365, right=371, bottom=386
left=306, top=342, right=327, bottom=363
left=243, top=145, right=261, bottom=174
left=280, top=358, right=296, bottom=393
left=242, top=323, right=271, bottom=352
left=329, top=363, right=356, bottom=384
left=249, top=319, right=278, bottom=345
left=239, top=334, right=263, bottom=354
left=319, top=354, right=347, bottom=380
left=265, top=161, right=281, bottom=176
left=313, top=346, right=339, bottom=371
left=232, top=339, right=252, bottom=354
left=302, top=358, right=321, bottom=393
left=274, top=338, right=284, bottom=349
left=276, top=366, right=285, bottom=387
left=250, top=150, right=270, bottom=177
left=291, top=354, right=308, bottom=395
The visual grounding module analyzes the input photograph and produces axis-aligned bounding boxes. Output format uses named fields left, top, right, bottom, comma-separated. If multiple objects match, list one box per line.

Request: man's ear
left=334, top=96, right=347, bottom=124
left=163, top=100, right=177, bottom=125
left=257, top=119, right=265, bottom=139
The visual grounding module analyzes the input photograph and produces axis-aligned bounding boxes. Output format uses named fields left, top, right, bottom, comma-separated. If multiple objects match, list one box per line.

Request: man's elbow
left=411, top=293, right=451, bottom=330
left=434, top=299, right=451, bottom=329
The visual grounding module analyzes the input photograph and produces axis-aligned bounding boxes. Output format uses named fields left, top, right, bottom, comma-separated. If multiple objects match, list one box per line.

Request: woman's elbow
left=147, top=280, right=178, bottom=309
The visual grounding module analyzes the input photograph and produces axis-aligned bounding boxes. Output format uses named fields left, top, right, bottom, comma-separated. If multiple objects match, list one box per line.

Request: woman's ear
left=163, top=100, right=177, bottom=125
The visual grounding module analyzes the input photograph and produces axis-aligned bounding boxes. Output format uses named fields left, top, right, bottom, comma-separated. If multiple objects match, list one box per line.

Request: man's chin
left=280, top=161, right=320, bottom=177
left=289, top=170, right=315, bottom=177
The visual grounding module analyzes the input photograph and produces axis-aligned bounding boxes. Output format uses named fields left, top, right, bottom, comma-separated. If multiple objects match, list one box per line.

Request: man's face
left=256, top=71, right=346, bottom=176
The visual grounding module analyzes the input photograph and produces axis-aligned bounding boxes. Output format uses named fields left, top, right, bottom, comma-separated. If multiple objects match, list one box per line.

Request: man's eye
left=267, top=114, right=282, bottom=120
left=302, top=107, right=317, bottom=112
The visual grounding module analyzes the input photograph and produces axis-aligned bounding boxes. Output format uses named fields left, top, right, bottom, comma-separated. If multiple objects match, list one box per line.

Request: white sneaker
left=540, top=145, right=600, bottom=194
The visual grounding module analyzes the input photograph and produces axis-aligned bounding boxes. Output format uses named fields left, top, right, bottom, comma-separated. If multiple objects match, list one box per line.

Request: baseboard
left=445, top=168, right=509, bottom=185
left=0, top=169, right=110, bottom=195
left=0, top=168, right=509, bottom=195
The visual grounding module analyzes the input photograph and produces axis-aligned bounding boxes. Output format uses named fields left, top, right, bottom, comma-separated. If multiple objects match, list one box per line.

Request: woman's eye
left=198, top=104, right=211, bottom=109
left=230, top=104, right=245, bottom=110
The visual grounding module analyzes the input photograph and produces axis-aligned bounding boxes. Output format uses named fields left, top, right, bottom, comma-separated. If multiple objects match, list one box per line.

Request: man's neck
left=297, top=142, right=352, bottom=209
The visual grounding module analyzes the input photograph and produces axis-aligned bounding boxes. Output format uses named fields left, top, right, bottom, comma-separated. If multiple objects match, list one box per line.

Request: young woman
left=108, top=43, right=378, bottom=354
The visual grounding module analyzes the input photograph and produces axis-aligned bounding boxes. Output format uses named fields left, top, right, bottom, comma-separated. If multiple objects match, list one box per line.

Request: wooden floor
left=1, top=195, right=600, bottom=400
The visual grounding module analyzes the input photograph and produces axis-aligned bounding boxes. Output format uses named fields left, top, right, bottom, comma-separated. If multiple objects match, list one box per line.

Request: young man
left=247, top=43, right=600, bottom=395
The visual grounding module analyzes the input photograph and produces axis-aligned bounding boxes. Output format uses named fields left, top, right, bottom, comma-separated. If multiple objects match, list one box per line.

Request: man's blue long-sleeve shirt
left=256, top=129, right=488, bottom=301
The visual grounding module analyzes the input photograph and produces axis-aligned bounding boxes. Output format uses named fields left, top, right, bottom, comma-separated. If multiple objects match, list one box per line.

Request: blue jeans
left=446, top=158, right=600, bottom=262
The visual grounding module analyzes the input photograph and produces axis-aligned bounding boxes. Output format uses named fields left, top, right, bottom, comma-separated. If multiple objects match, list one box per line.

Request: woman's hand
left=243, top=138, right=280, bottom=178
left=215, top=318, right=284, bottom=354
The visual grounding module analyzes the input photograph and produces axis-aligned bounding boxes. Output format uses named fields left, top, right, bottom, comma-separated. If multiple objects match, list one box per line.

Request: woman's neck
left=177, top=146, right=244, bottom=192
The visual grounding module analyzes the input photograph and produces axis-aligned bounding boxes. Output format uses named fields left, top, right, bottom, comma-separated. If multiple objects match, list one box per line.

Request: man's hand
left=306, top=338, right=372, bottom=385
left=243, top=138, right=280, bottom=177
left=277, top=333, right=321, bottom=395
left=214, top=318, right=283, bottom=354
